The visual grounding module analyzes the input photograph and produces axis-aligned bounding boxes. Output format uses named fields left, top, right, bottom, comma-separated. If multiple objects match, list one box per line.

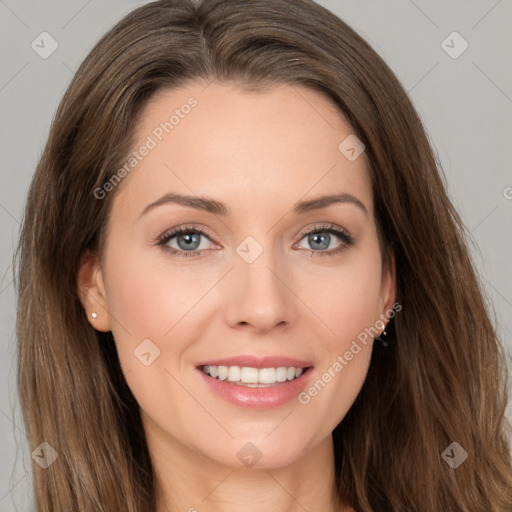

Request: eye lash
left=155, top=223, right=353, bottom=258
left=298, top=223, right=354, bottom=257
left=156, top=225, right=205, bottom=245
left=156, top=225, right=211, bottom=258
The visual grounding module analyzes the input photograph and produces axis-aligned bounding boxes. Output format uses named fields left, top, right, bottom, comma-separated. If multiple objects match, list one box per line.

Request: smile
left=201, top=365, right=305, bottom=387
left=196, top=360, right=314, bottom=409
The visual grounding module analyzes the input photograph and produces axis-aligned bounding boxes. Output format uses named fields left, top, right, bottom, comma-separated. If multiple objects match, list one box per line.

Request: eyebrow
left=139, top=192, right=368, bottom=218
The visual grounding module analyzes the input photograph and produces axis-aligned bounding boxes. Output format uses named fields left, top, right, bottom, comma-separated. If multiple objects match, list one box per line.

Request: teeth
left=227, top=366, right=241, bottom=382
left=276, top=367, right=287, bottom=382
left=218, top=366, right=228, bottom=380
left=259, top=367, right=276, bottom=384
left=201, top=365, right=305, bottom=385
left=240, top=367, right=259, bottom=383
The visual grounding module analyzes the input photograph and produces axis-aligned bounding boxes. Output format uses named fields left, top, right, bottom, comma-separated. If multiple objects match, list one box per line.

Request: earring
left=91, top=312, right=98, bottom=321
left=375, top=324, right=389, bottom=347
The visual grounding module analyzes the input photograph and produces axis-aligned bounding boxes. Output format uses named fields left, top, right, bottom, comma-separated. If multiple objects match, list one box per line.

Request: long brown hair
left=15, top=0, right=512, bottom=510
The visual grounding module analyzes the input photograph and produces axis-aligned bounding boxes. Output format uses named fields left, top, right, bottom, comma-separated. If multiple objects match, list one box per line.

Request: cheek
left=293, top=249, right=383, bottom=419
left=102, top=245, right=210, bottom=424
left=301, top=251, right=384, bottom=351
left=103, top=243, right=214, bottom=342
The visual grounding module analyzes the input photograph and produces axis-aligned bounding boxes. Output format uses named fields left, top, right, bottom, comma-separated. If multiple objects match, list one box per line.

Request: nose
left=224, top=244, right=297, bottom=334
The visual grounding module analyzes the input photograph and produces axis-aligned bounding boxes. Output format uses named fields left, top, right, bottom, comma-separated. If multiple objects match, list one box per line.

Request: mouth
left=199, top=364, right=313, bottom=387
left=195, top=357, right=314, bottom=409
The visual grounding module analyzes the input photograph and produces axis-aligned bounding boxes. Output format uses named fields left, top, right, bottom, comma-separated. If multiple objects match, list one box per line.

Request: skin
left=78, top=80, right=395, bottom=512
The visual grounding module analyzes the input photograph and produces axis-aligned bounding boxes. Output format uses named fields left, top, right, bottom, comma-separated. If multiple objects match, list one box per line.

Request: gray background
left=1, top=1, right=511, bottom=510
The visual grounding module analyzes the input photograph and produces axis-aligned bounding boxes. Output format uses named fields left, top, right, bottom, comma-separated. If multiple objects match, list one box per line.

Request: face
left=79, top=80, right=395, bottom=470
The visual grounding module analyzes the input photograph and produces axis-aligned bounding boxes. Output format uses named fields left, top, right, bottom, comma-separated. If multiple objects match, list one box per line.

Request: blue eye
left=295, top=224, right=353, bottom=257
left=156, top=223, right=353, bottom=258
left=157, top=226, right=213, bottom=258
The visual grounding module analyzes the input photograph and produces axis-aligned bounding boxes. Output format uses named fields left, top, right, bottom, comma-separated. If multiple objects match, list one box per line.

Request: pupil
left=310, top=232, right=329, bottom=250
left=178, top=232, right=200, bottom=250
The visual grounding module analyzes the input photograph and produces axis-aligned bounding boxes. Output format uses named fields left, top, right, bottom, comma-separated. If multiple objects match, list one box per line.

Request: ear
left=77, top=249, right=112, bottom=332
left=379, top=250, right=396, bottom=321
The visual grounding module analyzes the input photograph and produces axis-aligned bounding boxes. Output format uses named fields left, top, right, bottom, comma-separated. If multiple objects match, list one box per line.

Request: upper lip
left=196, top=355, right=313, bottom=369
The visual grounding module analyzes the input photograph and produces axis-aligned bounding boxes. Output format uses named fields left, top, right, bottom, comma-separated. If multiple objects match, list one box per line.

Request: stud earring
left=91, top=312, right=98, bottom=320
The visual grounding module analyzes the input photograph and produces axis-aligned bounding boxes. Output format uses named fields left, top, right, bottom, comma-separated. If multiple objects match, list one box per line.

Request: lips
left=196, top=355, right=313, bottom=369
left=195, top=355, right=315, bottom=408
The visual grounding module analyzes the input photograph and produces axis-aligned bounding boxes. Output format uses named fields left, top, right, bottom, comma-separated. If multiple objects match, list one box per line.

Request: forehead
left=113, top=81, right=372, bottom=221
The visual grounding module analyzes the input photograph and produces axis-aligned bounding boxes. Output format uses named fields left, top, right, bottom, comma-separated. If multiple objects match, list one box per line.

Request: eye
left=294, top=224, right=353, bottom=257
left=156, top=226, right=215, bottom=258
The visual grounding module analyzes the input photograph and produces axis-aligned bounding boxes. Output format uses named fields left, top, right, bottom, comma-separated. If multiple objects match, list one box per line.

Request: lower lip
left=197, top=367, right=314, bottom=409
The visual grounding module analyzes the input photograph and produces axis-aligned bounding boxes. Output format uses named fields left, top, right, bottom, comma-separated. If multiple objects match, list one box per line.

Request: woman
left=15, top=0, right=512, bottom=510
